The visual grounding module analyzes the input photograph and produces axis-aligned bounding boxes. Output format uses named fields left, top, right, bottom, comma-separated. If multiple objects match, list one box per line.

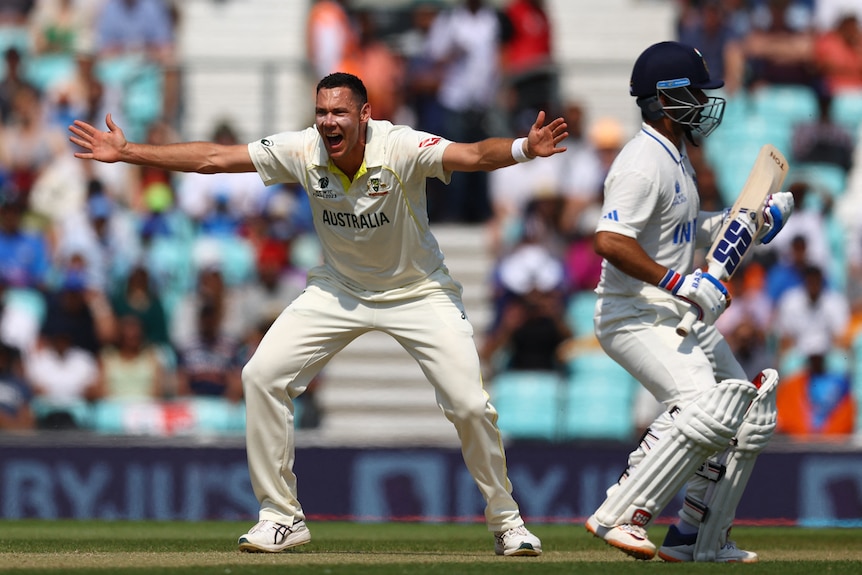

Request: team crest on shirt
left=313, top=176, right=338, bottom=199
left=367, top=177, right=390, bottom=197
left=671, top=180, right=687, bottom=206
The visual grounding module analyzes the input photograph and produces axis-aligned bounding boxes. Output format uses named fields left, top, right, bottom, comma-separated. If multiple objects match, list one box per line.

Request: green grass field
left=1, top=520, right=860, bottom=574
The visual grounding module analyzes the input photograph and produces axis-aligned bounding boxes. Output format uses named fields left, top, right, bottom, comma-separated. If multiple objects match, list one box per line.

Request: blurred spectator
left=0, top=275, right=40, bottom=354
left=480, top=281, right=572, bottom=378
left=814, top=11, right=862, bottom=95
left=169, top=266, right=253, bottom=352
left=554, top=102, right=603, bottom=235
left=176, top=121, right=268, bottom=227
left=94, top=0, right=178, bottom=139
left=0, top=342, right=34, bottom=431
left=354, top=9, right=407, bottom=123
left=0, top=188, right=50, bottom=291
left=725, top=0, right=818, bottom=93
left=399, top=0, right=445, bottom=134
left=774, top=263, right=850, bottom=362
left=716, top=263, right=776, bottom=379
left=52, top=186, right=143, bottom=292
left=25, top=311, right=101, bottom=429
left=765, top=233, right=809, bottom=303
left=41, top=264, right=115, bottom=356
left=127, top=120, right=180, bottom=210
left=0, top=47, right=37, bottom=125
left=29, top=0, right=97, bottom=57
left=244, top=242, right=306, bottom=329
left=425, top=0, right=504, bottom=223
left=501, top=0, right=557, bottom=120
left=790, top=91, right=855, bottom=171
left=305, top=0, right=359, bottom=81
left=94, top=0, right=174, bottom=63
left=487, top=109, right=570, bottom=255
left=109, top=264, right=171, bottom=349
left=776, top=353, right=855, bottom=436
left=138, top=192, right=197, bottom=319
left=760, top=181, right=833, bottom=280
left=97, top=313, right=168, bottom=400
left=490, top=212, right=566, bottom=329
left=677, top=0, right=738, bottom=85
left=175, top=301, right=243, bottom=402
left=0, top=83, right=68, bottom=194
left=0, top=0, right=34, bottom=24
left=561, top=115, right=623, bottom=235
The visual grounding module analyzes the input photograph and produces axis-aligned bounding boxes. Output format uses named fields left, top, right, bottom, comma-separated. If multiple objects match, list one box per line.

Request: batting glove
left=756, top=191, right=794, bottom=245
left=659, top=268, right=728, bottom=325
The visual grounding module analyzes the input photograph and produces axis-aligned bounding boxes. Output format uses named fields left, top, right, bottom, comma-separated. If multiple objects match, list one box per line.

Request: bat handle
left=676, top=307, right=698, bottom=337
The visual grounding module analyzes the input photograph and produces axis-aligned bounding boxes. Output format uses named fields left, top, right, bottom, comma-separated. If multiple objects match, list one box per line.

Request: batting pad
left=693, top=369, right=778, bottom=562
left=593, top=378, right=757, bottom=528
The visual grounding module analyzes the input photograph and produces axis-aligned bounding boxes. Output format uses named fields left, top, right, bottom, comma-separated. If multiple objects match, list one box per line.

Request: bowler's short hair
left=317, top=72, right=368, bottom=106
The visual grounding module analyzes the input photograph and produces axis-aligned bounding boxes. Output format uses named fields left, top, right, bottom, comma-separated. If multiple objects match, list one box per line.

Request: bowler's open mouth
left=326, top=134, right=343, bottom=147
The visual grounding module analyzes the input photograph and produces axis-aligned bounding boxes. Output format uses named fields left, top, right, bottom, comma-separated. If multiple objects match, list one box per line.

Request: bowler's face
left=315, top=87, right=369, bottom=162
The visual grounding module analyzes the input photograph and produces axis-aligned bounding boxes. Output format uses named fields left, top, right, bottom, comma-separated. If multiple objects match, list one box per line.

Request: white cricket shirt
left=248, top=119, right=454, bottom=295
left=595, top=123, right=701, bottom=303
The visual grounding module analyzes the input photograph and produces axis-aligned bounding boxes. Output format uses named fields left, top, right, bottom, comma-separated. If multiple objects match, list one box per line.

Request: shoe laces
left=496, top=525, right=529, bottom=542
left=619, top=524, right=649, bottom=540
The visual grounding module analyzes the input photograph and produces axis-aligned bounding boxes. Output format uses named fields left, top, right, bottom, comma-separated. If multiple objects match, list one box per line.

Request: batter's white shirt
left=248, top=119, right=453, bottom=296
left=595, top=123, right=709, bottom=307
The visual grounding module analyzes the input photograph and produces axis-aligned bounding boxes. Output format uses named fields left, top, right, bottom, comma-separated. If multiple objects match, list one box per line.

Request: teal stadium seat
left=24, top=54, right=76, bottom=93
left=831, top=90, right=862, bottom=137
left=565, top=290, right=597, bottom=337
left=791, top=162, right=847, bottom=198
left=490, top=370, right=563, bottom=441
left=751, top=84, right=819, bottom=127
left=562, top=351, right=637, bottom=441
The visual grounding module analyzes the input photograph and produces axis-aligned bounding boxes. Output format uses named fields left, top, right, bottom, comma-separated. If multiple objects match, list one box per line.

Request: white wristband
left=511, top=137, right=532, bottom=163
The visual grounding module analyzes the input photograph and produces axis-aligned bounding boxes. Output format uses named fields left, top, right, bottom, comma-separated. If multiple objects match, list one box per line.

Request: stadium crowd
left=0, top=0, right=859, bottom=439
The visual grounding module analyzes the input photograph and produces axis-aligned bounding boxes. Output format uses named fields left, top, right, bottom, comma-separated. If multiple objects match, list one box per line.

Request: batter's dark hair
left=316, top=72, right=368, bottom=106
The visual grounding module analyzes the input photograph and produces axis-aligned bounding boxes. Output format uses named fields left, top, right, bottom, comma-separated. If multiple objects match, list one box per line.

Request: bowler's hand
left=68, top=113, right=127, bottom=163
left=525, top=110, right=568, bottom=158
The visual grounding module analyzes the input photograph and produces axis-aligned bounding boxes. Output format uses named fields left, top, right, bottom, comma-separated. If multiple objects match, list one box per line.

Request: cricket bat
left=675, top=144, right=789, bottom=336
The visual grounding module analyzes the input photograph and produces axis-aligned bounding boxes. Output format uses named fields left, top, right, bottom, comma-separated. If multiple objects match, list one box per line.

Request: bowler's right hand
left=69, top=113, right=127, bottom=163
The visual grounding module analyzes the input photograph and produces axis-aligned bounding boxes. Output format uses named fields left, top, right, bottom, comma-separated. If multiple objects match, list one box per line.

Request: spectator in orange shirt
left=814, top=12, right=862, bottom=95
left=776, top=353, right=855, bottom=436
left=305, top=0, right=360, bottom=80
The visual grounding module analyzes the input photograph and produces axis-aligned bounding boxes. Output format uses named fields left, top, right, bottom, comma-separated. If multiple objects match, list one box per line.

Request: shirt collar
left=640, top=122, right=684, bottom=166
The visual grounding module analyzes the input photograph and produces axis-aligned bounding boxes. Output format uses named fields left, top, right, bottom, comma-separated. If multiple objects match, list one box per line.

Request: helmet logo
left=657, top=78, right=691, bottom=89
left=694, top=47, right=711, bottom=75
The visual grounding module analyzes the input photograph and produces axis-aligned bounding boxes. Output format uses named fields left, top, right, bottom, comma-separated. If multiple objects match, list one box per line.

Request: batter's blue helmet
left=630, top=41, right=723, bottom=98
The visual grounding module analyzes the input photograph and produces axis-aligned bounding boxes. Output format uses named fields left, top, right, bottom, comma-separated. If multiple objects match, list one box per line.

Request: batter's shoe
left=585, top=514, right=656, bottom=560
left=494, top=525, right=542, bottom=556
left=237, top=519, right=311, bottom=552
left=658, top=524, right=758, bottom=563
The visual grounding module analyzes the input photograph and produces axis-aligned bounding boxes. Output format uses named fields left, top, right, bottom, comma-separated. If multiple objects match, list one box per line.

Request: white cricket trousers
left=595, top=296, right=748, bottom=525
left=242, top=275, right=524, bottom=532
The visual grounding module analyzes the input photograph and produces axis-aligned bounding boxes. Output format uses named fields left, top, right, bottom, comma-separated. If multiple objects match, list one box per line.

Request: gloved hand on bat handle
left=756, top=191, right=794, bottom=245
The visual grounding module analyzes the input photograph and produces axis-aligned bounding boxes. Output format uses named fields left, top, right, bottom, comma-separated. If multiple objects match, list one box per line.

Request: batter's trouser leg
left=593, top=379, right=757, bottom=528
left=242, top=285, right=364, bottom=524
left=692, top=369, right=778, bottom=561
left=386, top=289, right=523, bottom=532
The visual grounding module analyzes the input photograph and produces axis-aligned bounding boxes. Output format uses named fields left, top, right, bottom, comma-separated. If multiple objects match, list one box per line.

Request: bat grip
left=676, top=306, right=698, bottom=337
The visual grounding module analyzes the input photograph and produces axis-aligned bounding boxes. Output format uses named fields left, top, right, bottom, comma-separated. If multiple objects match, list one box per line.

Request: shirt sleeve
left=595, top=168, right=656, bottom=238
left=247, top=130, right=310, bottom=187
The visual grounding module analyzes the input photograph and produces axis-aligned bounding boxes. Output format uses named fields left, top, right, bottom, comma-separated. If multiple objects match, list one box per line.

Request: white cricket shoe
left=494, top=524, right=542, bottom=556
left=585, top=514, right=656, bottom=560
left=237, top=519, right=311, bottom=552
left=658, top=524, right=758, bottom=563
